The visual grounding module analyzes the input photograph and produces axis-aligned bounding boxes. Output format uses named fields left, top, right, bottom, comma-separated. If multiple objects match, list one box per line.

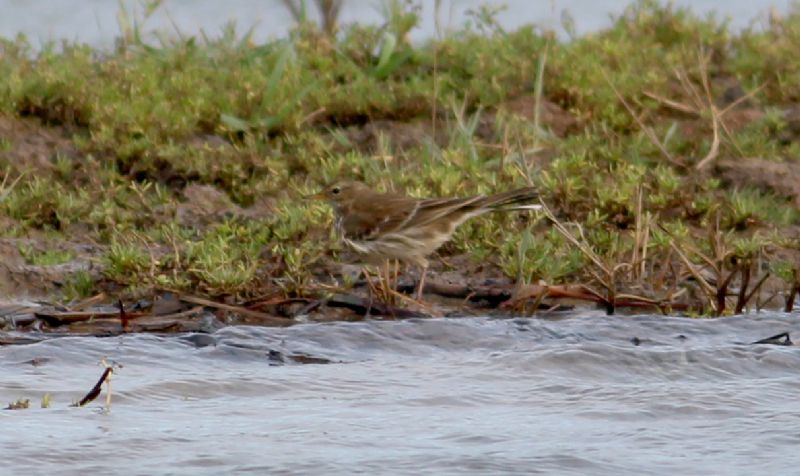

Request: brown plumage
left=312, top=180, right=541, bottom=297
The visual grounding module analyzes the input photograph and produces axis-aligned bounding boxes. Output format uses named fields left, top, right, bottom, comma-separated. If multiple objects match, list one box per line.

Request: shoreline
left=1, top=1, right=799, bottom=335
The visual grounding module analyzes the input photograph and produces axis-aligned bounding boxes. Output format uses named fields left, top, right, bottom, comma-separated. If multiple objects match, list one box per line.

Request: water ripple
left=2, top=312, right=800, bottom=475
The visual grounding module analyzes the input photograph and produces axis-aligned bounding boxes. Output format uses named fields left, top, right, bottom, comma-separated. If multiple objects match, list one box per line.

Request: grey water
left=0, top=0, right=794, bottom=48
left=2, top=312, right=800, bottom=475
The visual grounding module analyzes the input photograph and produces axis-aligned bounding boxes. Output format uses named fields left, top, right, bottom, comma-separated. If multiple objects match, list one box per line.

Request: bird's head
left=307, top=180, right=371, bottom=209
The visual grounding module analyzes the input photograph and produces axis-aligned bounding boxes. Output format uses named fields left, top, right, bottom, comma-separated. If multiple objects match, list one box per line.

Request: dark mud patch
left=176, top=184, right=276, bottom=227
left=0, top=238, right=103, bottom=298
left=780, top=104, right=800, bottom=144
left=677, top=107, right=765, bottom=146
left=714, top=157, right=800, bottom=207
left=0, top=115, right=79, bottom=175
left=335, top=96, right=577, bottom=155
left=495, top=95, right=579, bottom=137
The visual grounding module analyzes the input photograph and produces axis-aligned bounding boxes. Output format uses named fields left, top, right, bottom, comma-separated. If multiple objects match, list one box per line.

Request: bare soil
left=0, top=115, right=78, bottom=175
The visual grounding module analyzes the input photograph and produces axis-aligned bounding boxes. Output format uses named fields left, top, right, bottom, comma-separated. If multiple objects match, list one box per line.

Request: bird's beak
left=304, top=191, right=325, bottom=201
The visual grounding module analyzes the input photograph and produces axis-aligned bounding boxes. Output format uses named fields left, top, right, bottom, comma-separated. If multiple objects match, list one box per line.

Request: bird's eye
left=331, top=187, right=340, bottom=195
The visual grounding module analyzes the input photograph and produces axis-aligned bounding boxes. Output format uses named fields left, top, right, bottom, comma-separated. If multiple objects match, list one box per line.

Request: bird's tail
left=482, top=187, right=542, bottom=212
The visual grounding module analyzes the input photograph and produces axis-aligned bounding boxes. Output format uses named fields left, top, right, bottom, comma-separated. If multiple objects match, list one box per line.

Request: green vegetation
left=62, top=270, right=95, bottom=301
left=0, top=0, right=798, bottom=314
left=17, top=242, right=74, bottom=266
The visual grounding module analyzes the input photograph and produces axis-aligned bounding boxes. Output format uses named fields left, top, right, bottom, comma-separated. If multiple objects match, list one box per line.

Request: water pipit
left=310, top=181, right=541, bottom=299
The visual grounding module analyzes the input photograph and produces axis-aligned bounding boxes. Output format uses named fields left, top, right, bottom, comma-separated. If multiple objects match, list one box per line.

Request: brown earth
left=0, top=97, right=798, bottom=328
left=337, top=96, right=577, bottom=155
left=714, top=157, right=800, bottom=207
left=0, top=237, right=102, bottom=298
left=0, top=115, right=78, bottom=175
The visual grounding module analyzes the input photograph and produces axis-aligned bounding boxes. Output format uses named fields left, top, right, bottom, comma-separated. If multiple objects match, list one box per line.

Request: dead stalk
left=540, top=202, right=617, bottom=312
left=694, top=48, right=720, bottom=169
left=281, top=0, right=342, bottom=35
left=601, top=68, right=683, bottom=168
left=785, top=270, right=800, bottom=312
left=667, top=238, right=717, bottom=312
left=742, top=271, right=771, bottom=313
left=734, top=262, right=751, bottom=314
left=630, top=185, right=651, bottom=284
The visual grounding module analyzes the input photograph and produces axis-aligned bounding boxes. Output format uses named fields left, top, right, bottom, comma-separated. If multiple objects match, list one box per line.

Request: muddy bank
left=1, top=263, right=796, bottom=340
left=1, top=97, right=800, bottom=336
left=3, top=3, right=800, bottom=331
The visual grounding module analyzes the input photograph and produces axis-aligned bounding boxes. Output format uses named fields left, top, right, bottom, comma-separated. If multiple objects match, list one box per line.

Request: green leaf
left=371, top=32, right=412, bottom=80
left=220, top=113, right=251, bottom=131
left=263, top=43, right=293, bottom=103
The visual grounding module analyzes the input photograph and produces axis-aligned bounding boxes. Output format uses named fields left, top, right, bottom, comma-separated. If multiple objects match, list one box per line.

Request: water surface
left=2, top=312, right=799, bottom=475
left=0, top=0, right=793, bottom=48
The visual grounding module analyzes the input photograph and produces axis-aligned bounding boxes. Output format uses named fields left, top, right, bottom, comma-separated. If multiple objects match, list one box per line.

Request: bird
left=310, top=180, right=541, bottom=299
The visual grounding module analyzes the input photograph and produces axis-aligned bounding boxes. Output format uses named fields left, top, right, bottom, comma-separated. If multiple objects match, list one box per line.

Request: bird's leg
left=360, top=266, right=372, bottom=291
left=379, top=260, right=414, bottom=307
left=437, top=254, right=456, bottom=270
left=362, top=266, right=378, bottom=314
left=415, top=263, right=428, bottom=300
left=381, top=259, right=394, bottom=305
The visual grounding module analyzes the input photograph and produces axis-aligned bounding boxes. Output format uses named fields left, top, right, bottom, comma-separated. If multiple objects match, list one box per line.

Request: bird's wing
left=340, top=187, right=538, bottom=240
left=343, top=195, right=489, bottom=239
left=340, top=194, right=421, bottom=241
left=392, top=187, right=540, bottom=229
left=404, top=196, right=487, bottom=227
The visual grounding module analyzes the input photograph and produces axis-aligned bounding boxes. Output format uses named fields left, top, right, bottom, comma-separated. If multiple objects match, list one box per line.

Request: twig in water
left=177, top=293, right=293, bottom=326
left=742, top=271, right=770, bottom=313
left=785, top=272, right=800, bottom=312
left=73, top=358, right=116, bottom=410
left=119, top=299, right=129, bottom=332
left=751, top=332, right=792, bottom=346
